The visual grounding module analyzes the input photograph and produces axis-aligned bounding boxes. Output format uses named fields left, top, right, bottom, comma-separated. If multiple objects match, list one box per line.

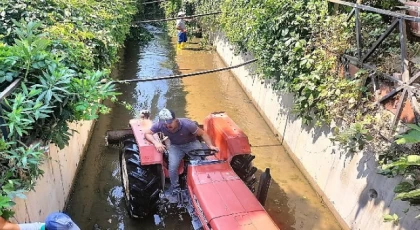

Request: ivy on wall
left=185, top=0, right=420, bottom=220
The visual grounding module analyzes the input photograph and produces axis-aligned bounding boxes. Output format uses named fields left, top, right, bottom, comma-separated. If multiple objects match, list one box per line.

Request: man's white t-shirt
left=176, top=19, right=186, bottom=31
left=18, top=222, right=45, bottom=230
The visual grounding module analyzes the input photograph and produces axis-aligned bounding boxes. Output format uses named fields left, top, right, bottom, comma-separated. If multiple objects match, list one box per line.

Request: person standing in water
left=176, top=11, right=188, bottom=50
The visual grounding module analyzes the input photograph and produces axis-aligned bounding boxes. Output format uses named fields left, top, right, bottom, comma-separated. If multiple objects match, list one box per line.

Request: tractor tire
left=231, top=155, right=257, bottom=193
left=120, top=137, right=161, bottom=219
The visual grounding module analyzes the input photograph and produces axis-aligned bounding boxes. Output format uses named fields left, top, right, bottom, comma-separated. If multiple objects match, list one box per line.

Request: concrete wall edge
left=211, top=32, right=419, bottom=230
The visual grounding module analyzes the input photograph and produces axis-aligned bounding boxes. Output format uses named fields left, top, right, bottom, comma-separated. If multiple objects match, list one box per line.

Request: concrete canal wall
left=213, top=33, right=420, bottom=230
left=11, top=121, right=95, bottom=223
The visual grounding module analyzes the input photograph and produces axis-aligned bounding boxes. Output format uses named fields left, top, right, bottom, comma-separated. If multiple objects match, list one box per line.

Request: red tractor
left=106, top=111, right=279, bottom=230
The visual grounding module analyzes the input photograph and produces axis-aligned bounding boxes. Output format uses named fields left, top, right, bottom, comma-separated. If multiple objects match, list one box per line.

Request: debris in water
left=154, top=214, right=162, bottom=225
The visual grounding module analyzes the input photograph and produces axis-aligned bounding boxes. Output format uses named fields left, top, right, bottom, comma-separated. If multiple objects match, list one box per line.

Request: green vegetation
left=0, top=0, right=143, bottom=218
left=161, top=0, right=182, bottom=35
left=378, top=125, right=420, bottom=205
left=383, top=213, right=400, bottom=225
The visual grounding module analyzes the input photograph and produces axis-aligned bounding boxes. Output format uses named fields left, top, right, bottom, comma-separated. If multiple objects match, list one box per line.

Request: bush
left=0, top=0, right=140, bottom=218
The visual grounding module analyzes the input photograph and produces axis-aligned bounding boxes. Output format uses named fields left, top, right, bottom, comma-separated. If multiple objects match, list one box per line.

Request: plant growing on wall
left=330, top=121, right=374, bottom=153
left=378, top=125, right=420, bottom=205
left=0, top=0, right=143, bottom=218
left=395, top=124, right=420, bottom=145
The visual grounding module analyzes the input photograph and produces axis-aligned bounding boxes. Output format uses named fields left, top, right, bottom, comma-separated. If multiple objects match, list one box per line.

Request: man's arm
left=145, top=129, right=166, bottom=153
left=0, top=217, right=20, bottom=230
left=176, top=26, right=186, bottom=32
left=195, top=128, right=219, bottom=151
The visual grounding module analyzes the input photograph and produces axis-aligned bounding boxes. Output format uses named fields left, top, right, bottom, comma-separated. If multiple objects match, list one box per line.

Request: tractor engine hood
left=187, top=162, right=279, bottom=230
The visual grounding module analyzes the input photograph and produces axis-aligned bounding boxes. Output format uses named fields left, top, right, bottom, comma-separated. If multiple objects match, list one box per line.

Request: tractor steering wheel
left=187, top=148, right=218, bottom=157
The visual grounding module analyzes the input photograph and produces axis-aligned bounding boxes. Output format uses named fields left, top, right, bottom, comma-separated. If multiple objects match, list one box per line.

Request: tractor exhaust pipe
left=105, top=110, right=151, bottom=146
left=256, top=168, right=271, bottom=206
left=105, top=129, right=133, bottom=146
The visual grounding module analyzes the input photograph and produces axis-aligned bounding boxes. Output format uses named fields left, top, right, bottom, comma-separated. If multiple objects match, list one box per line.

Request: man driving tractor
left=145, top=108, right=219, bottom=195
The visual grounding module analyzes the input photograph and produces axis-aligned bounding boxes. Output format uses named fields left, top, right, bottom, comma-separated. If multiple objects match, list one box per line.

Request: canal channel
left=65, top=24, right=341, bottom=230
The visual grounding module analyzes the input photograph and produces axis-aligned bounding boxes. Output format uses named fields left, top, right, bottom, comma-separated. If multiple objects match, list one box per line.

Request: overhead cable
left=116, top=59, right=257, bottom=84
left=135, top=12, right=222, bottom=23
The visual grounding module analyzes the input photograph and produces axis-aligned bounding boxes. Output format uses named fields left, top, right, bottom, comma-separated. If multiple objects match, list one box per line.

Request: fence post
left=399, top=18, right=410, bottom=83
left=355, top=8, right=363, bottom=61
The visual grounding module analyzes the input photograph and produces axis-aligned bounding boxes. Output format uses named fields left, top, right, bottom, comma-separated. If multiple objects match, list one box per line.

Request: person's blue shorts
left=178, top=32, right=187, bottom=43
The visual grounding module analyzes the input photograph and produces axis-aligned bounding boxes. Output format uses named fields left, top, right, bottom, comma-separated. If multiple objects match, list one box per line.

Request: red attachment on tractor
left=129, top=119, right=163, bottom=165
left=204, top=112, right=252, bottom=161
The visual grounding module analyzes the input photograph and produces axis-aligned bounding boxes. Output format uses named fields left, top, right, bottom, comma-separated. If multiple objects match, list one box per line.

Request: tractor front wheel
left=120, top=137, right=161, bottom=219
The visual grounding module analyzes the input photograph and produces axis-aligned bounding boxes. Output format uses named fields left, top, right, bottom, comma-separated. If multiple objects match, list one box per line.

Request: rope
left=115, top=59, right=257, bottom=84
left=134, top=12, right=222, bottom=23
left=250, top=144, right=283, bottom=148
left=142, top=0, right=166, bottom=5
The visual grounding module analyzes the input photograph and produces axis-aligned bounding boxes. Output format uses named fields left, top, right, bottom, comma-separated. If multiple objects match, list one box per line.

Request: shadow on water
left=66, top=25, right=341, bottom=230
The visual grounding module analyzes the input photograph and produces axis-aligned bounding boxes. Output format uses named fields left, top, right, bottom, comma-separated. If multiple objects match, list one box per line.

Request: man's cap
left=158, top=108, right=175, bottom=124
left=177, top=11, right=186, bottom=17
left=45, top=212, right=80, bottom=230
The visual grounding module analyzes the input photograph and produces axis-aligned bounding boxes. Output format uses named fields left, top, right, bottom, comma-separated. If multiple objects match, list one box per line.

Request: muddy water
left=66, top=25, right=341, bottom=230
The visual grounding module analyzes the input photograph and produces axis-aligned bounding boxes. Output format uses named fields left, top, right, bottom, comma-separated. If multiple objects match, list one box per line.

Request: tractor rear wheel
left=231, top=155, right=257, bottom=193
left=120, top=137, right=161, bottom=219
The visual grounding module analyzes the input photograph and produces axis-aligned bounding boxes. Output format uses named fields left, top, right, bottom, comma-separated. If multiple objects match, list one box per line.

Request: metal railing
left=0, top=78, right=21, bottom=139
left=329, top=0, right=420, bottom=130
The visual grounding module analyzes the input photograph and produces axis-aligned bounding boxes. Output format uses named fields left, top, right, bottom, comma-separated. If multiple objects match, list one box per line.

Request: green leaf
left=365, top=135, right=373, bottom=141
left=396, top=130, right=420, bottom=144
left=0, top=195, right=13, bottom=209
left=407, top=155, right=420, bottom=164
left=383, top=214, right=398, bottom=222
left=45, top=90, right=52, bottom=103
left=406, top=124, right=420, bottom=131
left=394, top=182, right=414, bottom=193
left=21, top=156, right=27, bottom=167
left=21, top=83, right=28, bottom=95
left=395, top=189, right=420, bottom=200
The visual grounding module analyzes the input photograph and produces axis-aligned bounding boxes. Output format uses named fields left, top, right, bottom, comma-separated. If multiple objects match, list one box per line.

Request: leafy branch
left=0, top=0, right=141, bottom=218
